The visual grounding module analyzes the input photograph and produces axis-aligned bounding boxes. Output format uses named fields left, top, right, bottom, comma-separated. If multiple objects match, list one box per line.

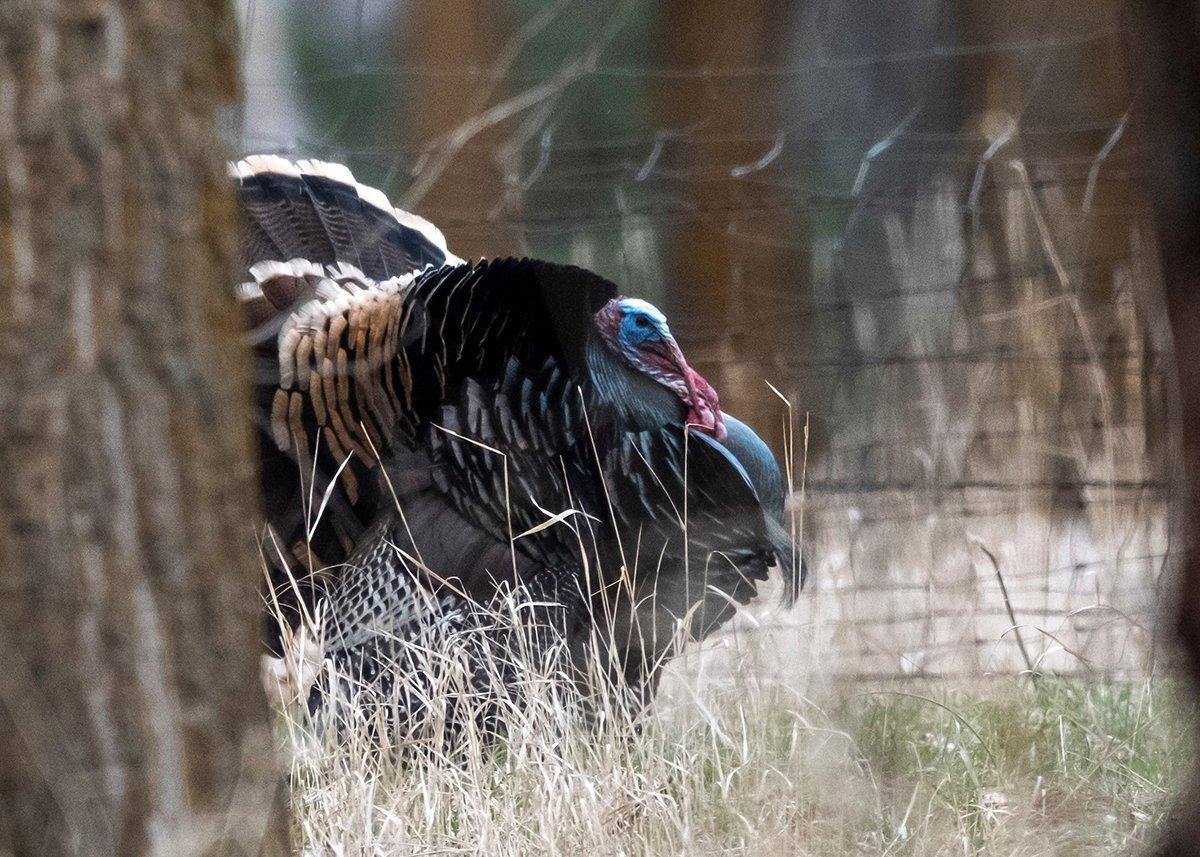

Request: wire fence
left=238, top=0, right=1171, bottom=679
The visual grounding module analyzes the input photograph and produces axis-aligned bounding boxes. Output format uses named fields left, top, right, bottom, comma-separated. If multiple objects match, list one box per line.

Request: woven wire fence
left=238, top=0, right=1171, bottom=680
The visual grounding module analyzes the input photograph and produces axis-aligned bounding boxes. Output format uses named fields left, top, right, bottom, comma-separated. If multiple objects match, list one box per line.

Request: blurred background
left=235, top=0, right=1165, bottom=682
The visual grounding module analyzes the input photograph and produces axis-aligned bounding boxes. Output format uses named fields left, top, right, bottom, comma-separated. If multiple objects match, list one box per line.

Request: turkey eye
left=634, top=316, right=651, bottom=329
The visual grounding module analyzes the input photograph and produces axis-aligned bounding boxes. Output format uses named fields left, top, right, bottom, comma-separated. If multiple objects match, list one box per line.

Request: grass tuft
left=273, top=590, right=1192, bottom=855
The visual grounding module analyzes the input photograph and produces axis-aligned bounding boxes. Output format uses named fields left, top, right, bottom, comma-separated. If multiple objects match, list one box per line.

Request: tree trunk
left=1127, top=3, right=1200, bottom=855
left=653, top=0, right=802, bottom=438
left=0, top=2, right=285, bottom=855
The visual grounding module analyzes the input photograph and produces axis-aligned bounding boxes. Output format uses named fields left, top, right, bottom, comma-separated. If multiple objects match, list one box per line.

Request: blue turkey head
left=595, top=296, right=726, bottom=441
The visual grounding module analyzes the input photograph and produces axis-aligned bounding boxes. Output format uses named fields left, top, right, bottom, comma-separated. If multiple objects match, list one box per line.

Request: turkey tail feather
left=231, top=155, right=461, bottom=282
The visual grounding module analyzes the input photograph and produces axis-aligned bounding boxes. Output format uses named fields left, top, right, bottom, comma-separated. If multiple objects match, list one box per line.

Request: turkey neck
left=583, top=331, right=685, bottom=433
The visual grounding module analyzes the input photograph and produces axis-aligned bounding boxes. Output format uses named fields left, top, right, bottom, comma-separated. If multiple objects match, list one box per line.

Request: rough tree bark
left=0, top=2, right=286, bottom=855
left=1127, top=2, right=1200, bottom=854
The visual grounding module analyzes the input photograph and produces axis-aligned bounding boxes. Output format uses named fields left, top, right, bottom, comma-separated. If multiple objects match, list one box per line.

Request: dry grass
left=274, top=591, right=1190, bottom=856
left=266, top=365, right=1184, bottom=854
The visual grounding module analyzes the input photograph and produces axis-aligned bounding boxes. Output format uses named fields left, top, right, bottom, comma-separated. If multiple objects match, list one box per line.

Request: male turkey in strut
left=235, top=155, right=802, bottom=722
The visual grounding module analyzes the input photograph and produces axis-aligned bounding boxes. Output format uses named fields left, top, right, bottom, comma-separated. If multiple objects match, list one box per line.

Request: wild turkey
left=235, top=155, right=802, bottom=720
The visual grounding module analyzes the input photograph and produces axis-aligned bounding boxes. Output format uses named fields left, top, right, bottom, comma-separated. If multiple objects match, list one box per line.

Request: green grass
left=826, top=679, right=1188, bottom=853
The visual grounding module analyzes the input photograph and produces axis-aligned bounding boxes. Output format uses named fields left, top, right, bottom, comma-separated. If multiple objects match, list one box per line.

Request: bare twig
left=970, top=535, right=1037, bottom=679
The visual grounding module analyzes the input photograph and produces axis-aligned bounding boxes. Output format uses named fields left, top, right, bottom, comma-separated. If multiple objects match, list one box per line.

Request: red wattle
left=682, top=364, right=726, bottom=441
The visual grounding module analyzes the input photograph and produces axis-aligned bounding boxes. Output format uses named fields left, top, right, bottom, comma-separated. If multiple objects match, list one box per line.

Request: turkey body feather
left=234, top=156, right=801, bottom=710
